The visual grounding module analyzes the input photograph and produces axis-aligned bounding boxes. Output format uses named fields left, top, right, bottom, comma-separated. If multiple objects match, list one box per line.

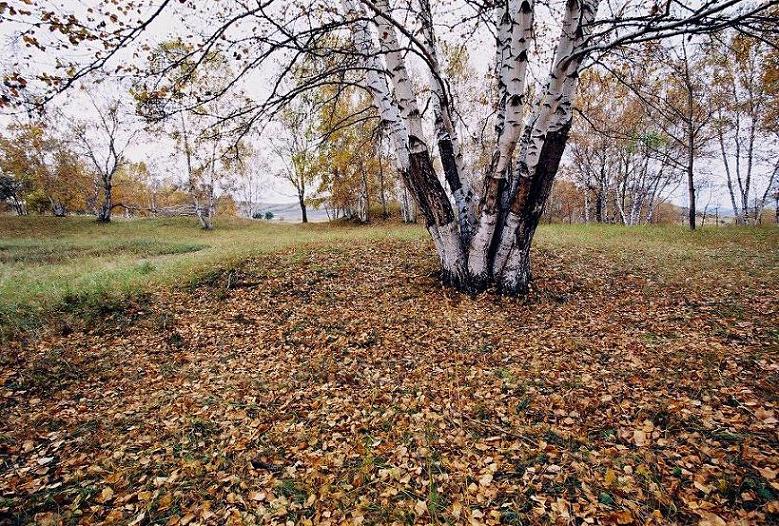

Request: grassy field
left=0, top=216, right=424, bottom=338
left=1, top=216, right=778, bottom=525
left=1, top=216, right=776, bottom=340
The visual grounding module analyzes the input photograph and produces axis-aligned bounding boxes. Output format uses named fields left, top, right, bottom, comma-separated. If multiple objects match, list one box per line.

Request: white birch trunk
left=399, top=181, right=416, bottom=223
left=495, top=0, right=600, bottom=292
left=373, top=0, right=425, bottom=153
left=493, top=0, right=534, bottom=177
left=346, top=0, right=466, bottom=283
left=467, top=0, right=534, bottom=286
left=418, top=0, right=471, bottom=238
left=342, top=0, right=411, bottom=172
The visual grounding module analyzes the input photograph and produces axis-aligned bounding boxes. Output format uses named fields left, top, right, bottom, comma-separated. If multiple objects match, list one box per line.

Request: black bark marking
left=407, top=150, right=456, bottom=228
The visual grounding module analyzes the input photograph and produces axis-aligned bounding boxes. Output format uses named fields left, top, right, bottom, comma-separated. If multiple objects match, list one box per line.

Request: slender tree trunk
left=299, top=197, right=308, bottom=223
left=97, top=176, right=112, bottom=222
left=718, top=128, right=742, bottom=223
left=775, top=193, right=778, bottom=225
left=418, top=0, right=472, bottom=240
left=377, top=148, right=388, bottom=219
left=583, top=188, right=591, bottom=223
left=11, top=196, right=25, bottom=215
left=196, top=210, right=213, bottom=230
left=371, top=0, right=467, bottom=286
left=399, top=182, right=416, bottom=223
left=687, top=158, right=696, bottom=230
left=594, top=187, right=604, bottom=223
left=194, top=198, right=213, bottom=230
left=50, top=197, right=67, bottom=217
left=683, top=47, right=697, bottom=231
left=362, top=169, right=370, bottom=223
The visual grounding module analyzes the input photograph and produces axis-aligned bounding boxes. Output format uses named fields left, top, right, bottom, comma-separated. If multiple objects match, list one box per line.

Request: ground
left=1, top=218, right=778, bottom=526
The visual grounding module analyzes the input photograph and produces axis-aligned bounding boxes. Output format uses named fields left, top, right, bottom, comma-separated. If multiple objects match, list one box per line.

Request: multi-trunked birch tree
left=6, top=0, right=776, bottom=292
left=340, top=0, right=591, bottom=293
left=338, top=0, right=772, bottom=293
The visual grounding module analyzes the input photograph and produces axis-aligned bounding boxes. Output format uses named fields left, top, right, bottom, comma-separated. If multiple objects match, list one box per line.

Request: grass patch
left=0, top=216, right=425, bottom=340
left=0, top=238, right=205, bottom=264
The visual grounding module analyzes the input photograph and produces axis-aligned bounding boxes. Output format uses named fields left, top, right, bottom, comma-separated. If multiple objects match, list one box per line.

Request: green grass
left=1, top=215, right=776, bottom=340
left=0, top=215, right=424, bottom=339
left=0, top=238, right=205, bottom=264
left=536, top=222, right=778, bottom=282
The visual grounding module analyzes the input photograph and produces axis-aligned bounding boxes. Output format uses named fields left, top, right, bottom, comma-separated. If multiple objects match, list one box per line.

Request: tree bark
left=497, top=120, right=572, bottom=294
left=372, top=0, right=467, bottom=286
left=687, top=157, right=696, bottom=230
left=50, top=198, right=67, bottom=217
left=418, top=0, right=472, bottom=240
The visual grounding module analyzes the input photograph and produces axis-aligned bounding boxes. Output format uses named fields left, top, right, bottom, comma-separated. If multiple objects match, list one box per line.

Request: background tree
left=0, top=172, right=28, bottom=215
left=308, top=85, right=394, bottom=223
left=135, top=41, right=247, bottom=229
left=72, top=96, right=138, bottom=222
left=0, top=121, right=90, bottom=216
left=604, top=40, right=716, bottom=230
left=569, top=69, right=682, bottom=225
left=711, top=33, right=778, bottom=224
left=234, top=153, right=269, bottom=220
left=271, top=98, right=320, bottom=224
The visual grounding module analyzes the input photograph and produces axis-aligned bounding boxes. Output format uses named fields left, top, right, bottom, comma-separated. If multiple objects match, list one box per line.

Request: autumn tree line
left=4, top=31, right=777, bottom=230
left=546, top=31, right=779, bottom=227
left=0, top=73, right=414, bottom=228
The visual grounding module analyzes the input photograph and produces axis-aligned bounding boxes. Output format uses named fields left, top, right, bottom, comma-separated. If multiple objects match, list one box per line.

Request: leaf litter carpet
left=2, top=238, right=778, bottom=525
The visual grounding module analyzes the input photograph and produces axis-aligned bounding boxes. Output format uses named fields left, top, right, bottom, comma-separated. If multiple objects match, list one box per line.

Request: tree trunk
left=195, top=201, right=213, bottom=230
left=418, top=0, right=472, bottom=240
left=687, top=161, right=696, bottom=230
left=97, top=177, right=112, bottom=222
left=11, top=196, right=25, bottom=215
left=496, top=121, right=572, bottom=294
left=346, top=0, right=597, bottom=295
left=377, top=149, right=388, bottom=219
left=594, top=187, right=604, bottom=223
left=359, top=169, right=370, bottom=223
left=197, top=210, right=213, bottom=230
left=299, top=193, right=308, bottom=224
left=399, top=182, right=416, bottom=223
left=50, top=198, right=67, bottom=217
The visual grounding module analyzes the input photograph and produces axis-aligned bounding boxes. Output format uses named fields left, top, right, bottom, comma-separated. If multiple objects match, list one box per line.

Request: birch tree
left=72, top=97, right=137, bottom=222
left=134, top=41, right=246, bottom=229
left=0, top=121, right=90, bottom=216
left=0, top=173, right=27, bottom=215
left=271, top=101, right=319, bottom=224
left=570, top=70, right=683, bottom=225
left=711, top=33, right=779, bottom=224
